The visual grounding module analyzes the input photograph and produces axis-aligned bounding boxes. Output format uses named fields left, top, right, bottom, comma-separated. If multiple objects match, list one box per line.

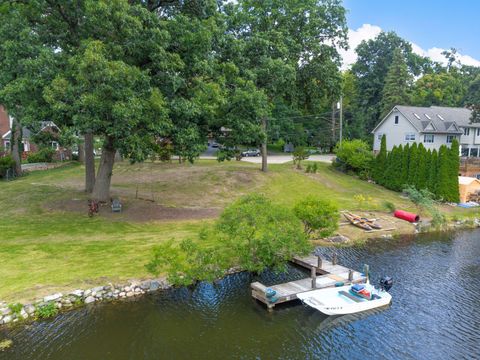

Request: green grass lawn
left=0, top=160, right=477, bottom=301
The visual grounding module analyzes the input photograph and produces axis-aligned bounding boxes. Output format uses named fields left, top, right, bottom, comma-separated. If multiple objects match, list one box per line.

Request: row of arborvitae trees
left=373, top=135, right=460, bottom=202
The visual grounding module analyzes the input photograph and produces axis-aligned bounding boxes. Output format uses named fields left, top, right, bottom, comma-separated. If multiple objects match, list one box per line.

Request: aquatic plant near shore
left=35, top=302, right=58, bottom=319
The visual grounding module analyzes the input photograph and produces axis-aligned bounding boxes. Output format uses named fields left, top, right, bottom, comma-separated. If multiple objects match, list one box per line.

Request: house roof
left=458, top=176, right=480, bottom=186
left=373, top=105, right=473, bottom=134
left=3, top=126, right=33, bottom=140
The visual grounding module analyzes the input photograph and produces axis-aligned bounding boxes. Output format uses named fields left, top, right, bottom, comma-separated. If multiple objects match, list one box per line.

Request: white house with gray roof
left=372, top=105, right=478, bottom=157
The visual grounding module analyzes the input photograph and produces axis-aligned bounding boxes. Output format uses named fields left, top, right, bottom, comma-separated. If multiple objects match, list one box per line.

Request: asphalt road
left=239, top=154, right=334, bottom=164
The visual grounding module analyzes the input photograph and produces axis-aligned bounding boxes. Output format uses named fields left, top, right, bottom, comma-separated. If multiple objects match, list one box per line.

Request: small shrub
left=403, top=185, right=446, bottom=228
left=403, top=185, right=435, bottom=208
left=334, top=139, right=374, bottom=176
left=0, top=155, right=15, bottom=178
left=35, top=302, right=58, bottom=319
left=305, top=164, right=312, bottom=173
left=293, top=196, right=339, bottom=238
left=311, top=163, right=318, bottom=173
left=8, top=303, right=22, bottom=316
left=383, top=201, right=396, bottom=213
left=293, top=147, right=309, bottom=169
left=430, top=209, right=446, bottom=228
left=26, top=148, right=56, bottom=163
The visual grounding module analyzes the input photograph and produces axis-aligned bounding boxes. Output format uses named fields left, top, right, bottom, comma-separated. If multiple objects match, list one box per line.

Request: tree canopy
left=0, top=0, right=349, bottom=198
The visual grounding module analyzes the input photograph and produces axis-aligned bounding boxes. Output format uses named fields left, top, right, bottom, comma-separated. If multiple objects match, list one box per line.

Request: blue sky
left=342, top=0, right=480, bottom=66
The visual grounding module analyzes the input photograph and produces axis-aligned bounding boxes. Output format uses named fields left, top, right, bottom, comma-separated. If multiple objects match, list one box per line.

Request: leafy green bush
left=403, top=185, right=446, bottom=228
left=0, top=156, right=15, bottom=178
left=334, top=140, right=374, bottom=176
left=35, top=302, right=58, bottom=319
left=293, top=197, right=339, bottom=238
left=146, top=194, right=311, bottom=284
left=383, top=201, right=396, bottom=213
left=26, top=148, right=56, bottom=163
left=217, top=194, right=311, bottom=272
left=305, top=163, right=318, bottom=174
left=8, top=303, right=23, bottom=316
left=293, top=147, right=309, bottom=169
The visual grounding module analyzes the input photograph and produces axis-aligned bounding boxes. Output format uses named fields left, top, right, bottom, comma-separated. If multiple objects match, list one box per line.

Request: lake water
left=1, top=230, right=480, bottom=360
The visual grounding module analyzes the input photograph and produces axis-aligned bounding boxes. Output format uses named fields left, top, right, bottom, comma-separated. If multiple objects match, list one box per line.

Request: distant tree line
left=341, top=32, right=480, bottom=141
left=373, top=135, right=460, bottom=202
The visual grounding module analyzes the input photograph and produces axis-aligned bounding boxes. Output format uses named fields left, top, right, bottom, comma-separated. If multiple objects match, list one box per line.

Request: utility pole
left=261, top=117, right=268, bottom=172
left=331, top=102, right=336, bottom=145
left=339, top=95, right=343, bottom=146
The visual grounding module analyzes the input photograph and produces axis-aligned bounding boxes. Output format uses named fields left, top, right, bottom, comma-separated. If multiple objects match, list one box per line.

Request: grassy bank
left=0, top=160, right=477, bottom=301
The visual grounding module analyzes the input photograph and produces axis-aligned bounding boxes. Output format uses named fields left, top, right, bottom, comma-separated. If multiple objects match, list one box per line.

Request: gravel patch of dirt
left=47, top=198, right=220, bottom=222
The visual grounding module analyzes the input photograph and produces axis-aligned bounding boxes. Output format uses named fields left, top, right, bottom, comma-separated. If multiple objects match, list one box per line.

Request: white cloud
left=410, top=45, right=480, bottom=67
left=341, top=24, right=480, bottom=68
left=339, top=24, right=382, bottom=68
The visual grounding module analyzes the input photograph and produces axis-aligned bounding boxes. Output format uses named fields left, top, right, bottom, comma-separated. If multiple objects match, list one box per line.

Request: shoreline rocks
left=0, top=278, right=171, bottom=327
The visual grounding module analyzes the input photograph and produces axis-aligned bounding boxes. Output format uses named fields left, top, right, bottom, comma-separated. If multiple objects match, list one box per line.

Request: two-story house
left=372, top=105, right=477, bottom=156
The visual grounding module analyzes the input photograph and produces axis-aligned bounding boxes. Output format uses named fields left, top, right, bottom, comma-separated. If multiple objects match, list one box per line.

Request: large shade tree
left=351, top=31, right=431, bottom=133
left=0, top=5, right=59, bottom=175
left=222, top=0, right=348, bottom=168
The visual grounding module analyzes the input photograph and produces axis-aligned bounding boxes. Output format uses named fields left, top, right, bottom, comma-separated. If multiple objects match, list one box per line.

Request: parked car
left=72, top=149, right=97, bottom=156
left=241, top=149, right=261, bottom=157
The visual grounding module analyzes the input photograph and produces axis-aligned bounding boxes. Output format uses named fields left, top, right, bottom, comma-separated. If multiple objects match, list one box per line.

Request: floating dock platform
left=251, top=254, right=367, bottom=310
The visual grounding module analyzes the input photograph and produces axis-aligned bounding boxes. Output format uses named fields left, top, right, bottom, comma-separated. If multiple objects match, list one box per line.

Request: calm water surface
left=1, top=230, right=480, bottom=360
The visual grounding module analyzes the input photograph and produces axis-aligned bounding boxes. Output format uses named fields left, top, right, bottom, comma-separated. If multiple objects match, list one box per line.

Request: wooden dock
left=251, top=254, right=367, bottom=310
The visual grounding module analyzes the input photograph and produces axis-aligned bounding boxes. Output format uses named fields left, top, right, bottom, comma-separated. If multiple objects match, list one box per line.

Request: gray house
left=372, top=105, right=477, bottom=157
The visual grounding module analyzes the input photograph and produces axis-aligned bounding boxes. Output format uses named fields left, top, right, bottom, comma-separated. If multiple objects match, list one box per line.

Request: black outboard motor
left=380, top=276, right=393, bottom=292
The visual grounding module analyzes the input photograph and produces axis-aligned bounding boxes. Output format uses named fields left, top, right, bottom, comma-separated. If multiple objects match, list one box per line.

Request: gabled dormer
left=423, top=121, right=437, bottom=132
left=446, top=122, right=460, bottom=132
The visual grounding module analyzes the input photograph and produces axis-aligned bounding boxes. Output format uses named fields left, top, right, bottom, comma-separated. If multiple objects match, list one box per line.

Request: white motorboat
left=297, top=280, right=393, bottom=316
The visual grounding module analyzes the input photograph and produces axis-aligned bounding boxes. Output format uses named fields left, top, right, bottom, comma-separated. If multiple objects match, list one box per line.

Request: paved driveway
left=240, top=154, right=335, bottom=164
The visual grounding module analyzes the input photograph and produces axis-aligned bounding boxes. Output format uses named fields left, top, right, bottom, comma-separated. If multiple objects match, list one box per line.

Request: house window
left=461, top=147, right=469, bottom=157
left=394, top=115, right=399, bottom=125
left=446, top=135, right=455, bottom=144
left=405, top=133, right=416, bottom=141
left=377, top=133, right=383, bottom=141
left=424, top=134, right=434, bottom=143
left=3, top=141, right=10, bottom=149
left=51, top=141, right=59, bottom=150
left=471, top=148, right=479, bottom=157
left=463, top=128, right=470, bottom=136
left=22, top=140, right=29, bottom=152
left=477, top=128, right=480, bottom=136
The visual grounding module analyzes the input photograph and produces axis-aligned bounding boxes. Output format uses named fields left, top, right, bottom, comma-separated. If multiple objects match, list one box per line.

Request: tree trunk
left=84, top=132, right=96, bottom=193
left=11, top=118, right=22, bottom=176
left=91, top=137, right=115, bottom=202
left=261, top=117, right=268, bottom=172
left=78, top=141, right=85, bottom=164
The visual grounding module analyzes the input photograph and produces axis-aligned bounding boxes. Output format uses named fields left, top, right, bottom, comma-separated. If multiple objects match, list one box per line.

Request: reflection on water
left=1, top=230, right=480, bottom=360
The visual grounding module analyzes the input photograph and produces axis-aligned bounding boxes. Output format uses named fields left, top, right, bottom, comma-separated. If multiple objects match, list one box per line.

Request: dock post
left=311, top=266, right=317, bottom=289
left=332, top=253, right=338, bottom=265
left=316, top=255, right=322, bottom=269
left=348, top=269, right=353, bottom=281
left=363, top=264, right=369, bottom=282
